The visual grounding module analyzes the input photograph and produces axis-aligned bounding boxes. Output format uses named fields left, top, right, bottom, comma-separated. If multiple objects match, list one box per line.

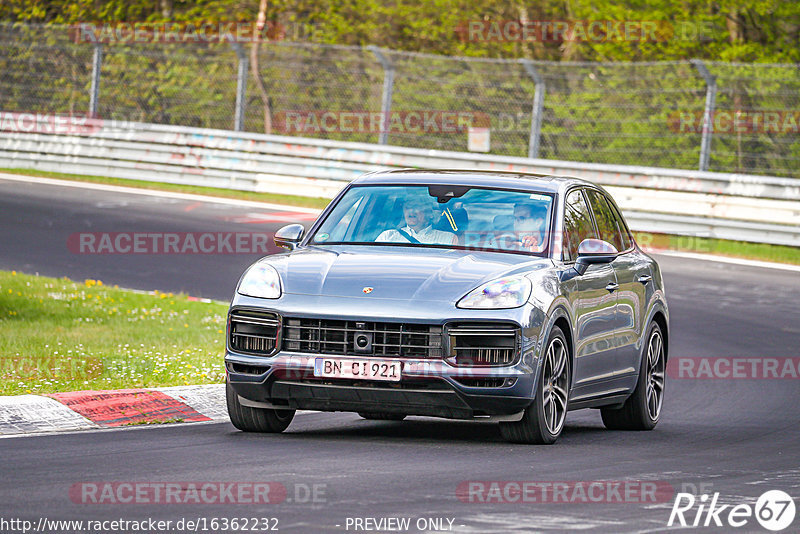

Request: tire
left=358, top=412, right=407, bottom=421
left=601, top=322, right=665, bottom=431
left=499, top=326, right=570, bottom=444
left=226, top=379, right=295, bottom=433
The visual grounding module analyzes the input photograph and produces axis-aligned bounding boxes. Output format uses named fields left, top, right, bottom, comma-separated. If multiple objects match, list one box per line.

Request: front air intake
left=447, top=324, right=519, bottom=367
left=229, top=310, right=280, bottom=356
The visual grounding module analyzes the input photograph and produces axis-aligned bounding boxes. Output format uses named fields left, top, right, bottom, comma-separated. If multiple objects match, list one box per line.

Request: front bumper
left=225, top=293, right=546, bottom=419
left=226, top=353, right=537, bottom=419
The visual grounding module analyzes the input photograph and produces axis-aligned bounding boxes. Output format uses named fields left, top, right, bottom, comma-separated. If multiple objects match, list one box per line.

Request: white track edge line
left=651, top=249, right=800, bottom=272
left=0, top=172, right=323, bottom=214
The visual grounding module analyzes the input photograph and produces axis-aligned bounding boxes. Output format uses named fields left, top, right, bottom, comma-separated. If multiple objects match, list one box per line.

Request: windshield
left=308, top=184, right=554, bottom=255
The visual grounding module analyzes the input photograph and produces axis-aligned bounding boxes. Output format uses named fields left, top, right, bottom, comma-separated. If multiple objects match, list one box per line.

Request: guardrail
left=0, top=118, right=798, bottom=247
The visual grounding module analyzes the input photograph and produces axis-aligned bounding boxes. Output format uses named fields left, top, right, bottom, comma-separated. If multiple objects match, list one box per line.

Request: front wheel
left=226, top=379, right=295, bottom=433
left=601, top=322, right=665, bottom=430
left=499, top=326, right=570, bottom=444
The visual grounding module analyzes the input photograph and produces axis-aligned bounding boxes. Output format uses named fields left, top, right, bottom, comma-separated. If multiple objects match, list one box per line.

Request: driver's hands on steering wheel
left=519, top=234, right=539, bottom=248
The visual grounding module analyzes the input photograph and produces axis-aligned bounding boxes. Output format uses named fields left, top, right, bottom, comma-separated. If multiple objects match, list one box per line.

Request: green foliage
left=0, top=2, right=798, bottom=177
left=2, top=1, right=797, bottom=62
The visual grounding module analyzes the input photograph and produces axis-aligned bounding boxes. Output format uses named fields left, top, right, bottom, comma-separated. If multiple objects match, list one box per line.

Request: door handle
left=605, top=282, right=619, bottom=292
left=637, top=275, right=652, bottom=285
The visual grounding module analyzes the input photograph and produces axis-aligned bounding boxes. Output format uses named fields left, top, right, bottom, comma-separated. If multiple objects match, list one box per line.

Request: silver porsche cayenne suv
left=225, top=170, right=669, bottom=444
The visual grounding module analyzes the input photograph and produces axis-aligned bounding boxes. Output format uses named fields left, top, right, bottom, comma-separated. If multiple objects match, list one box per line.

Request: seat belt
left=395, top=228, right=421, bottom=244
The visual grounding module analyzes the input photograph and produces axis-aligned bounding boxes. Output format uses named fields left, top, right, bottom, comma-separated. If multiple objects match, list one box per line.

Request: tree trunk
left=159, top=0, right=173, bottom=19
left=725, top=8, right=744, bottom=43
left=251, top=0, right=273, bottom=134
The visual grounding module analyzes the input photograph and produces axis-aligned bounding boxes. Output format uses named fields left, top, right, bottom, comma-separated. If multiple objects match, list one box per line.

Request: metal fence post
left=88, top=43, right=103, bottom=117
left=691, top=59, right=717, bottom=172
left=231, top=43, right=249, bottom=132
left=368, top=45, right=395, bottom=145
left=520, top=59, right=546, bottom=159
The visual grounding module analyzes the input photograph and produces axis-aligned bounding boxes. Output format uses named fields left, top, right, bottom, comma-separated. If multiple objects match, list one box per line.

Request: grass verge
left=2, top=167, right=798, bottom=265
left=634, top=232, right=800, bottom=265
left=0, top=270, right=227, bottom=396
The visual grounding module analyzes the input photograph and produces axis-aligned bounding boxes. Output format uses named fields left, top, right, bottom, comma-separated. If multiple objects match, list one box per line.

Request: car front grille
left=283, top=318, right=443, bottom=359
left=229, top=310, right=279, bottom=356
left=447, top=324, right=519, bottom=367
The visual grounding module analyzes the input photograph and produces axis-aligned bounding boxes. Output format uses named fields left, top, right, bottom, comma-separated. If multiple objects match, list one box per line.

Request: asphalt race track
left=1, top=176, right=799, bottom=533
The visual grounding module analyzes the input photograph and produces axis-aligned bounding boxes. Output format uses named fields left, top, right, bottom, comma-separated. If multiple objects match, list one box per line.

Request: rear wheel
left=226, top=379, right=295, bottom=433
left=358, top=412, right=406, bottom=421
left=500, top=326, right=570, bottom=444
left=601, top=322, right=665, bottom=430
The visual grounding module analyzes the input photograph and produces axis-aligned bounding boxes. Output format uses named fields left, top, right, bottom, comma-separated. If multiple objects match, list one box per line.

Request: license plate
left=314, top=358, right=402, bottom=382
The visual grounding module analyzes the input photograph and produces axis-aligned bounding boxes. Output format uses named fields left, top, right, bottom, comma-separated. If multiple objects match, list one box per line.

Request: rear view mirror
left=574, top=239, right=619, bottom=275
left=274, top=224, right=305, bottom=250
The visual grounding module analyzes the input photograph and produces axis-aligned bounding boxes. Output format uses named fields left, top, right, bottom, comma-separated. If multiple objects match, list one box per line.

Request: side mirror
left=274, top=224, right=305, bottom=250
left=574, top=239, right=618, bottom=276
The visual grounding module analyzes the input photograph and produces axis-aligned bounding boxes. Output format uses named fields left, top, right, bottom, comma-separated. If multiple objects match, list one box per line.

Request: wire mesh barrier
left=246, top=43, right=386, bottom=144
left=705, top=62, right=800, bottom=178
left=0, top=24, right=93, bottom=115
left=1, top=23, right=799, bottom=178
left=98, top=43, right=239, bottom=128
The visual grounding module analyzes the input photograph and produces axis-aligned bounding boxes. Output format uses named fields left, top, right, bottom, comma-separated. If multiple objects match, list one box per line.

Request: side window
left=608, top=201, right=633, bottom=251
left=585, top=189, right=624, bottom=252
left=563, top=189, right=597, bottom=262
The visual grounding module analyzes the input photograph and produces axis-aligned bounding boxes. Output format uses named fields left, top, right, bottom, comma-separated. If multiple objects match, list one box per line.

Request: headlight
left=457, top=276, right=532, bottom=309
left=237, top=261, right=282, bottom=299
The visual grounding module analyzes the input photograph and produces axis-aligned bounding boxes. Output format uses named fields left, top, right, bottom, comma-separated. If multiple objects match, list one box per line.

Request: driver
left=376, top=197, right=457, bottom=245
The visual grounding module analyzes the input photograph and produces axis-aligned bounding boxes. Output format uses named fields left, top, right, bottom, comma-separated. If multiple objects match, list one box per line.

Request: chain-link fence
left=1, top=23, right=798, bottom=178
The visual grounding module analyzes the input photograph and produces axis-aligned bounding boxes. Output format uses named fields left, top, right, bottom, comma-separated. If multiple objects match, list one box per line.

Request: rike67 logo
left=668, top=490, right=796, bottom=531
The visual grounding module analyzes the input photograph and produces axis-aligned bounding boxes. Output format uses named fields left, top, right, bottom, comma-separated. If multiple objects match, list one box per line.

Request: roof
left=352, top=169, right=594, bottom=193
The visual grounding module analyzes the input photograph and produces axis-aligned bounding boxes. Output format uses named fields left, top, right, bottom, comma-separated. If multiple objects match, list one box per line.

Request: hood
left=264, top=245, right=551, bottom=303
